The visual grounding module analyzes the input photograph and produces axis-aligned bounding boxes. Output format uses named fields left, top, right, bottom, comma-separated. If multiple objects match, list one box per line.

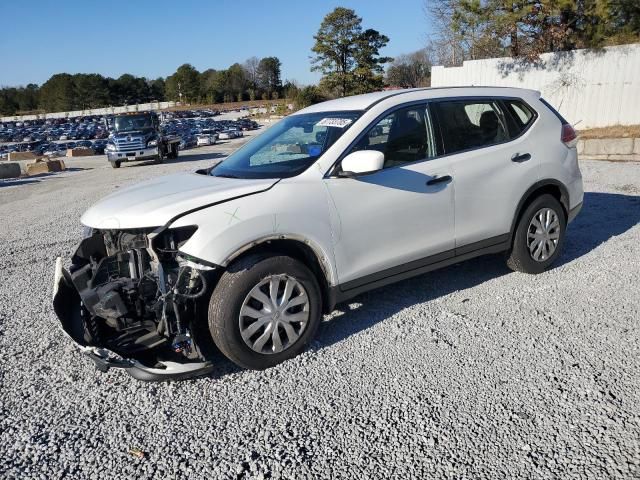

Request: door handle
left=426, top=174, right=452, bottom=186
left=511, top=152, right=531, bottom=162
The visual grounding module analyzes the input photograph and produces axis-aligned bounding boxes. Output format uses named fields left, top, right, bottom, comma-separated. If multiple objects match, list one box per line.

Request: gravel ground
left=0, top=146, right=638, bottom=479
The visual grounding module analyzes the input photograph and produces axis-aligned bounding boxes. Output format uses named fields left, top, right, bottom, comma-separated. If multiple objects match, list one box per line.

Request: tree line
left=0, top=56, right=285, bottom=116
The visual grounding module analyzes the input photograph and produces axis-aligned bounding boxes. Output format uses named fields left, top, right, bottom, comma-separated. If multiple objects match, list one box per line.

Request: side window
left=432, top=100, right=509, bottom=154
left=350, top=105, right=437, bottom=168
left=504, top=100, right=535, bottom=135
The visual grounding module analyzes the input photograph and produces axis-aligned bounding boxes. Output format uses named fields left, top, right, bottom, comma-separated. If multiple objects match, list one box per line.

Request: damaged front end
left=53, top=226, right=217, bottom=381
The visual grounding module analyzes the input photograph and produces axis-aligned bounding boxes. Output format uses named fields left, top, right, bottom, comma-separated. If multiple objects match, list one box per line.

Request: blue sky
left=0, top=0, right=428, bottom=87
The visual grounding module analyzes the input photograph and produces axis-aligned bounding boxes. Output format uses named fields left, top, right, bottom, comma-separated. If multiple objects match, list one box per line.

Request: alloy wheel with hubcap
left=527, top=207, right=560, bottom=262
left=506, top=194, right=566, bottom=274
left=208, top=254, right=322, bottom=370
left=239, top=274, right=309, bottom=354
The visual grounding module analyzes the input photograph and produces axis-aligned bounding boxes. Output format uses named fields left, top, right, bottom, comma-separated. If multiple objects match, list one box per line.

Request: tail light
left=561, top=123, right=577, bottom=148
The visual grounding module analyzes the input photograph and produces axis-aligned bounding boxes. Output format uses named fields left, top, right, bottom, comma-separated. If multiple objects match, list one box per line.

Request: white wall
left=431, top=43, right=640, bottom=129
left=1, top=101, right=179, bottom=123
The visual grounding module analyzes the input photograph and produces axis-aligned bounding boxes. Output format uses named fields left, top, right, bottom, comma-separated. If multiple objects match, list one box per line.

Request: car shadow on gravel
left=0, top=168, right=88, bottom=187
left=557, top=191, right=640, bottom=267
left=318, top=253, right=511, bottom=349
left=1, top=178, right=41, bottom=187
left=317, top=191, right=640, bottom=350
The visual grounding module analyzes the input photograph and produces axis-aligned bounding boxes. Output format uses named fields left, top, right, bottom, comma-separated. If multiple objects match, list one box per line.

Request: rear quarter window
left=432, top=99, right=509, bottom=154
left=503, top=99, right=537, bottom=136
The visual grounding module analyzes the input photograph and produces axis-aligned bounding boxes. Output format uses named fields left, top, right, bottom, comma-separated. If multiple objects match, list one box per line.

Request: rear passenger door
left=431, top=98, right=540, bottom=249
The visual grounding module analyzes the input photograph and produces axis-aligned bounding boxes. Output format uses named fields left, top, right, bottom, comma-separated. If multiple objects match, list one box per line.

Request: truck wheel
left=208, top=254, right=322, bottom=370
left=110, top=161, right=121, bottom=169
left=170, top=145, right=179, bottom=159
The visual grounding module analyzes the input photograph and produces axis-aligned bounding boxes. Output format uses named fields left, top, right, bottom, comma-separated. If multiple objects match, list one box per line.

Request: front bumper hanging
left=52, top=258, right=214, bottom=381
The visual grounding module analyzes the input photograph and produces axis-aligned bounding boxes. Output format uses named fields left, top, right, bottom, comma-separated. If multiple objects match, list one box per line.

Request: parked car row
left=0, top=109, right=259, bottom=157
left=0, top=139, right=110, bottom=159
left=0, top=116, right=109, bottom=144
left=161, top=117, right=257, bottom=151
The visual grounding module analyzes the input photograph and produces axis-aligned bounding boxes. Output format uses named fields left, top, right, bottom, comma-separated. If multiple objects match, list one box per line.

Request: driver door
left=323, top=104, right=455, bottom=288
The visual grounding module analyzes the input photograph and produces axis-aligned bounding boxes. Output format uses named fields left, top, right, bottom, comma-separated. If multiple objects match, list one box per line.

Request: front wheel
left=110, top=161, right=121, bottom=169
left=208, top=254, right=322, bottom=370
left=507, top=194, right=566, bottom=274
left=167, top=144, right=179, bottom=159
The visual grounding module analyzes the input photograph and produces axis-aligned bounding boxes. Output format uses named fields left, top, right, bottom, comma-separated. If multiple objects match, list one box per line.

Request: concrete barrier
left=66, top=148, right=93, bottom=157
left=579, top=137, right=640, bottom=161
left=25, top=159, right=66, bottom=176
left=0, top=162, right=21, bottom=179
left=7, top=151, right=37, bottom=161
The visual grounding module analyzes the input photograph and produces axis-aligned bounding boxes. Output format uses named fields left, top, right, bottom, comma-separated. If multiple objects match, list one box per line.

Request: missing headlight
left=63, top=225, right=209, bottom=365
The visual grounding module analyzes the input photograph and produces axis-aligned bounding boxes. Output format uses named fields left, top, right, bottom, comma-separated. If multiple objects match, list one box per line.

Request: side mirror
left=339, top=150, right=384, bottom=177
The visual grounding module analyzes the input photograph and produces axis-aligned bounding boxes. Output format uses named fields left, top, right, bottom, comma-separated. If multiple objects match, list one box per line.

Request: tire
left=110, top=161, right=121, bottom=169
left=506, top=194, right=566, bottom=274
left=168, top=144, right=178, bottom=159
left=208, top=254, right=322, bottom=370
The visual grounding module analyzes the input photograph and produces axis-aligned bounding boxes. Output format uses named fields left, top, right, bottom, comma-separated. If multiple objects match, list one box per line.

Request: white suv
left=53, top=87, right=583, bottom=380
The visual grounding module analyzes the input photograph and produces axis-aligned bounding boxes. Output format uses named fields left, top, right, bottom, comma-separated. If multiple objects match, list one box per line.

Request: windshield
left=210, top=111, right=361, bottom=179
left=113, top=114, right=154, bottom=133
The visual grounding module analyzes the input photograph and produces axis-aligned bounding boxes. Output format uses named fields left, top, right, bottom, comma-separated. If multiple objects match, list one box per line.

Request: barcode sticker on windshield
left=317, top=118, right=353, bottom=128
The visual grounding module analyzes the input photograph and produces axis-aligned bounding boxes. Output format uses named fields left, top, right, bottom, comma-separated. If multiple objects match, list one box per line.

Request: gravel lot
left=0, top=143, right=638, bottom=479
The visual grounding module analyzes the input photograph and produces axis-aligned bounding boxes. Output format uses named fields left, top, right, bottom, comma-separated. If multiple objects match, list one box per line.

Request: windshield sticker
left=317, top=118, right=353, bottom=128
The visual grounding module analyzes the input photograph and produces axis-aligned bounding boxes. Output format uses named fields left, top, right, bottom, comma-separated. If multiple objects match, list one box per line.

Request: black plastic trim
left=330, top=233, right=510, bottom=306
left=455, top=233, right=510, bottom=256
left=509, top=179, right=570, bottom=242
left=568, top=201, right=583, bottom=224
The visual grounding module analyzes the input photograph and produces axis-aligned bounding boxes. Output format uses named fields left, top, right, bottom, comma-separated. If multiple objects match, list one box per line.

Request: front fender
left=171, top=181, right=338, bottom=286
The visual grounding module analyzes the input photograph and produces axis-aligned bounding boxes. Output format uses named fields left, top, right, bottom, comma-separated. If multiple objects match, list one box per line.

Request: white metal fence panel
left=431, top=43, right=640, bottom=129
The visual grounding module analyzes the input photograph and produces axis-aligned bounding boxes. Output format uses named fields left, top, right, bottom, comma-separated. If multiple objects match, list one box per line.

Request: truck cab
left=105, top=112, right=180, bottom=168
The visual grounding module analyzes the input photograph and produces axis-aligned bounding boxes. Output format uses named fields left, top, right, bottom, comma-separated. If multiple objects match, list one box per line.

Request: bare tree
left=424, top=0, right=467, bottom=66
left=386, top=49, right=432, bottom=87
left=243, top=56, right=261, bottom=90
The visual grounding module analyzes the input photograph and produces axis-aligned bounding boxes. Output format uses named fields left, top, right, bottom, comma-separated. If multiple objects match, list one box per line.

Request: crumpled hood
left=81, top=173, right=278, bottom=229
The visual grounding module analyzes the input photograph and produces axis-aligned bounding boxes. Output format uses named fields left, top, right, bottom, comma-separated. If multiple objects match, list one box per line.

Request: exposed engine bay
left=53, top=226, right=217, bottom=378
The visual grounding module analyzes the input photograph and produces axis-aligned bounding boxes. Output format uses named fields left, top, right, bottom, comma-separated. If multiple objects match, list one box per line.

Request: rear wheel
left=507, top=194, right=566, bottom=274
left=208, top=254, right=322, bottom=370
left=110, top=161, right=121, bottom=169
